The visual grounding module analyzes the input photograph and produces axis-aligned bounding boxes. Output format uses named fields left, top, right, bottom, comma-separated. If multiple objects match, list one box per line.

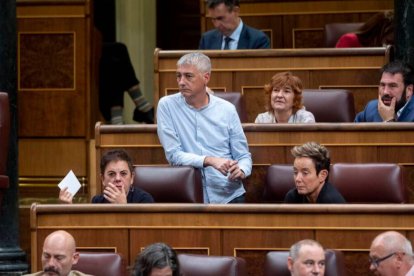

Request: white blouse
left=255, top=108, right=316, bottom=123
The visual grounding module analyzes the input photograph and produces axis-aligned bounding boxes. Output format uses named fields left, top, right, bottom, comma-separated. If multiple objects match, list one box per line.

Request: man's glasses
left=369, top=252, right=396, bottom=268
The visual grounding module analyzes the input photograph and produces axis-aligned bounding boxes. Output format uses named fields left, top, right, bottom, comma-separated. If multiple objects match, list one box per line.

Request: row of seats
left=72, top=250, right=346, bottom=276
left=215, top=89, right=356, bottom=123
left=263, top=163, right=406, bottom=203
left=133, top=163, right=406, bottom=204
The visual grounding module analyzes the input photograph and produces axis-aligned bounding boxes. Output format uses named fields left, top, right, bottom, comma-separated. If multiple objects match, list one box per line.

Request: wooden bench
left=94, top=122, right=414, bottom=203
left=199, top=0, right=393, bottom=48
left=154, top=47, right=391, bottom=122
left=30, top=203, right=414, bottom=276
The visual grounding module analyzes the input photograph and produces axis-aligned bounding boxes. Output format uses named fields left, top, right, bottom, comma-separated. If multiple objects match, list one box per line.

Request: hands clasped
left=205, top=156, right=245, bottom=181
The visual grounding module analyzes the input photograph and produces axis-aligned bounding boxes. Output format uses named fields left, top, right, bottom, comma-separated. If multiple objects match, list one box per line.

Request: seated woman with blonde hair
left=255, top=72, right=315, bottom=123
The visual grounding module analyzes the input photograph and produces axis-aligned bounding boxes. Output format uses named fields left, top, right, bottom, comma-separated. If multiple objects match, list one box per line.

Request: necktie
left=224, top=36, right=232, bottom=50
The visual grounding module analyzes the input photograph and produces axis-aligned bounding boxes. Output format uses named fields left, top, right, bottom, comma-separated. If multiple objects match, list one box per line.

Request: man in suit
left=355, top=61, right=414, bottom=122
left=199, top=0, right=270, bottom=50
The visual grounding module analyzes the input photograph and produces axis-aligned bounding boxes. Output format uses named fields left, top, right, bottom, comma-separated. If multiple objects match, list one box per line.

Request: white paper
left=58, top=170, right=81, bottom=196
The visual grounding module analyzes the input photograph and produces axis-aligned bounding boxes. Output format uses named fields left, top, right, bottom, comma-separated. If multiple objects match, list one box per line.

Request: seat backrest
left=214, top=92, right=248, bottom=123
left=263, top=164, right=294, bottom=203
left=72, top=252, right=126, bottom=276
left=330, top=163, right=406, bottom=203
left=303, top=89, right=355, bottom=122
left=133, top=165, right=203, bottom=203
left=324, top=22, right=364, bottom=47
left=264, top=249, right=346, bottom=276
left=178, top=254, right=247, bottom=276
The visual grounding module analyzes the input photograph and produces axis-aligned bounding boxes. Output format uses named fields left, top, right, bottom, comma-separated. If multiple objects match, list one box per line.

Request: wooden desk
left=94, top=122, right=414, bottom=203
left=30, top=203, right=414, bottom=276
left=154, top=47, right=391, bottom=122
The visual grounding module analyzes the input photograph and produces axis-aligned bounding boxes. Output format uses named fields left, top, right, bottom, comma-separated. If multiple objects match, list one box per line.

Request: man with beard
left=25, top=230, right=91, bottom=276
left=355, top=61, right=414, bottom=122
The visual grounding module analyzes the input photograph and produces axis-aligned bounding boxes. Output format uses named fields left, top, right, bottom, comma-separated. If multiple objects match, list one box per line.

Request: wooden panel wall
left=200, top=0, right=393, bottom=48
left=30, top=204, right=414, bottom=276
left=17, top=0, right=98, bottom=202
left=154, top=47, right=390, bottom=122
left=94, top=123, right=414, bottom=203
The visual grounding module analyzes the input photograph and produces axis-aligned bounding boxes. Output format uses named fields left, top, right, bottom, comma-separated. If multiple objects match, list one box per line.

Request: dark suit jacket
left=355, top=97, right=414, bottom=122
left=199, top=24, right=270, bottom=49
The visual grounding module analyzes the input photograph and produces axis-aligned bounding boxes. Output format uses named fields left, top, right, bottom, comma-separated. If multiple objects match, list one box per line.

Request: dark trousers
left=228, top=194, right=245, bottom=204
left=99, top=42, right=140, bottom=121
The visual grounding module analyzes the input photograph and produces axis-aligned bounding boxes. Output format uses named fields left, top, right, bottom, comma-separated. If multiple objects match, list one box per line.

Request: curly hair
left=131, top=242, right=180, bottom=276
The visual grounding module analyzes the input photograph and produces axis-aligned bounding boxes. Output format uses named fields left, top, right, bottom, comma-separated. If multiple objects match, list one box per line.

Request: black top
left=92, top=187, right=154, bottom=203
left=284, top=181, right=346, bottom=203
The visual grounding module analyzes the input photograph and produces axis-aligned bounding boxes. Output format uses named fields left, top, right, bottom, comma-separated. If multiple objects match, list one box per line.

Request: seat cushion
left=72, top=252, right=126, bottom=276
left=133, top=166, right=203, bottom=203
left=330, top=163, right=406, bottom=203
left=178, top=254, right=247, bottom=276
left=263, top=165, right=295, bottom=203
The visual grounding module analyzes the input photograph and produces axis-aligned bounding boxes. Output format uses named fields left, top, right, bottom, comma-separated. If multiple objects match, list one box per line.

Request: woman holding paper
left=59, top=149, right=154, bottom=203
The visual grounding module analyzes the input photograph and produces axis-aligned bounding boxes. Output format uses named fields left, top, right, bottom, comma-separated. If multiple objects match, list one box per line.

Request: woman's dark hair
left=100, top=149, right=134, bottom=175
left=356, top=10, right=394, bottom=47
left=131, top=242, right=180, bottom=276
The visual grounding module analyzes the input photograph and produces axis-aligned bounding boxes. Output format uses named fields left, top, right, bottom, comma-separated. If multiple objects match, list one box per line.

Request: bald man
left=287, top=239, right=325, bottom=276
left=25, top=230, right=91, bottom=276
left=369, top=231, right=414, bottom=276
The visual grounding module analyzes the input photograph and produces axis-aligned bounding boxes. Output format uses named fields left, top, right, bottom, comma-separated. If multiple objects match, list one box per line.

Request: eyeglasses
left=369, top=252, right=396, bottom=268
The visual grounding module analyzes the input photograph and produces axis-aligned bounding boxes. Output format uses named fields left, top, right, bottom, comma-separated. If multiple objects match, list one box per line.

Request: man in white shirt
left=287, top=239, right=325, bottom=276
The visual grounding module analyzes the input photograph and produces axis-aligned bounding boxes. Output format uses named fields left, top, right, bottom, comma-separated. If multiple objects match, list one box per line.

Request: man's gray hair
left=289, top=239, right=324, bottom=261
left=380, top=231, right=413, bottom=256
left=177, top=52, right=211, bottom=74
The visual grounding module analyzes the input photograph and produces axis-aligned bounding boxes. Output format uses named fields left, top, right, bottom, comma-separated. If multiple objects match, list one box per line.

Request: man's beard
left=43, top=266, right=60, bottom=275
left=381, top=88, right=407, bottom=114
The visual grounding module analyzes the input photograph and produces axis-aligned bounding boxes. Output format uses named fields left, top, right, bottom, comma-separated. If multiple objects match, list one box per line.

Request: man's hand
left=204, top=156, right=232, bottom=175
left=378, top=94, right=396, bottom=121
left=204, top=157, right=245, bottom=180
left=228, top=160, right=246, bottom=181
left=59, top=187, right=73, bottom=204
left=103, top=182, right=127, bottom=204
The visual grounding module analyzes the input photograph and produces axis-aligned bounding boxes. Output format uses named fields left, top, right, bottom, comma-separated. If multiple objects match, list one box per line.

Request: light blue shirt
left=221, top=20, right=244, bottom=50
left=157, top=92, right=252, bottom=203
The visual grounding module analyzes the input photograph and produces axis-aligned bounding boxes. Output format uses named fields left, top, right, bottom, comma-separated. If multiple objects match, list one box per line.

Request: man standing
left=199, top=0, right=270, bottom=50
left=25, top=230, right=91, bottom=276
left=369, top=231, right=414, bottom=276
left=157, top=52, right=252, bottom=203
left=287, top=239, right=326, bottom=276
left=355, top=61, right=414, bottom=122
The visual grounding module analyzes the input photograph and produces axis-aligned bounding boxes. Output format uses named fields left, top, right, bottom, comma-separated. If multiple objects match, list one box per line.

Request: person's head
left=369, top=231, right=414, bottom=276
left=176, top=52, right=211, bottom=101
left=291, top=142, right=330, bottom=202
left=100, top=149, right=135, bottom=194
left=379, top=61, right=414, bottom=112
left=41, top=230, right=79, bottom=276
left=288, top=239, right=325, bottom=276
left=357, top=10, right=394, bottom=47
left=207, top=0, right=241, bottom=37
left=132, top=242, right=180, bottom=276
left=264, top=72, right=304, bottom=115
